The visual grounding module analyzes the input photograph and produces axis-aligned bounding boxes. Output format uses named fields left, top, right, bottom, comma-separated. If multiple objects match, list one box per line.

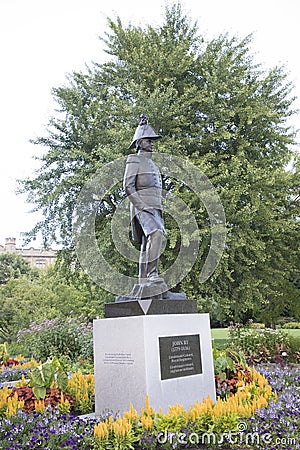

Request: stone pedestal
left=93, top=312, right=216, bottom=415
left=105, top=298, right=197, bottom=318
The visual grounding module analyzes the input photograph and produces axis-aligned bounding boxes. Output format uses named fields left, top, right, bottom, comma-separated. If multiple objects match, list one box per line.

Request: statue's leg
left=138, top=234, right=147, bottom=284
left=146, top=229, right=164, bottom=281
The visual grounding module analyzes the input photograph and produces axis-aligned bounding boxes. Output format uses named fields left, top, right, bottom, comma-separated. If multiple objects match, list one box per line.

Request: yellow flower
left=5, top=392, right=24, bottom=417
left=124, top=402, right=139, bottom=422
left=58, top=392, right=71, bottom=414
left=189, top=395, right=213, bottom=419
left=167, top=403, right=185, bottom=417
left=15, top=374, right=29, bottom=388
left=35, top=399, right=45, bottom=413
left=92, top=367, right=276, bottom=443
left=143, top=394, right=156, bottom=416
left=112, top=417, right=132, bottom=436
left=94, top=421, right=109, bottom=440
left=141, top=414, right=153, bottom=430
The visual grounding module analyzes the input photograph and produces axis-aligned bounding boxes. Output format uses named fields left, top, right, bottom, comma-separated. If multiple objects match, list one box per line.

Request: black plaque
left=159, top=334, right=202, bottom=380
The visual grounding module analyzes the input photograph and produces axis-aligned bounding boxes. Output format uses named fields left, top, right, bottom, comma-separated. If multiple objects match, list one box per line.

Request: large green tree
left=19, top=3, right=299, bottom=324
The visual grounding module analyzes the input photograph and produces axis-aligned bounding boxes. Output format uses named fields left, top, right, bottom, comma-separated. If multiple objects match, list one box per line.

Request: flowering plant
left=0, top=407, right=97, bottom=449
left=67, top=369, right=94, bottom=414
left=245, top=365, right=300, bottom=449
left=17, top=316, right=93, bottom=362
left=228, top=321, right=292, bottom=363
left=93, top=368, right=274, bottom=449
left=0, top=358, right=40, bottom=383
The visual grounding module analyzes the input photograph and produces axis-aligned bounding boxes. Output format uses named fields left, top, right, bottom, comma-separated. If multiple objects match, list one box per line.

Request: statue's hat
left=128, top=114, right=162, bottom=149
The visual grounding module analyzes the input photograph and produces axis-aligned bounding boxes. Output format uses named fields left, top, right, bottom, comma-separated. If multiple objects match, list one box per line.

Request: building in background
left=0, top=237, right=56, bottom=269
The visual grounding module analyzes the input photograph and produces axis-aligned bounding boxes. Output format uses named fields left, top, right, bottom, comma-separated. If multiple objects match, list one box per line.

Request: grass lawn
left=284, top=328, right=300, bottom=338
left=211, top=328, right=228, bottom=349
left=211, top=328, right=229, bottom=340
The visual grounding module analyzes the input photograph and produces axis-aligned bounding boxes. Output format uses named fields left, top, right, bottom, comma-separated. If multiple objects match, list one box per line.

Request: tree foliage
left=0, top=265, right=106, bottom=343
left=19, top=3, right=299, bottom=324
left=0, top=253, right=34, bottom=285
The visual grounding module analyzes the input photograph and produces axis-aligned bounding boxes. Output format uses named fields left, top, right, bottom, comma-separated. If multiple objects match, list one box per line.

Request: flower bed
left=227, top=322, right=299, bottom=364
left=245, top=365, right=300, bottom=449
left=0, top=408, right=98, bottom=449
left=0, top=369, right=94, bottom=418
left=0, top=364, right=299, bottom=449
left=0, top=358, right=39, bottom=384
left=93, top=366, right=274, bottom=449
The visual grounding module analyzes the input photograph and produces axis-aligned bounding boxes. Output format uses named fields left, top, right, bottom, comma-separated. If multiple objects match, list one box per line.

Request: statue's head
left=128, top=114, right=162, bottom=150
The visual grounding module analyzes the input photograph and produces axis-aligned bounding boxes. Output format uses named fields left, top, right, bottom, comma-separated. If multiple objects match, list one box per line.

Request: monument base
left=93, top=313, right=216, bottom=415
left=105, top=298, right=197, bottom=318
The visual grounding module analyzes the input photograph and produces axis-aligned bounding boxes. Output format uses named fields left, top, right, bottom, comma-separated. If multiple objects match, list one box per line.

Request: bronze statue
left=124, top=114, right=167, bottom=285
left=115, top=114, right=186, bottom=302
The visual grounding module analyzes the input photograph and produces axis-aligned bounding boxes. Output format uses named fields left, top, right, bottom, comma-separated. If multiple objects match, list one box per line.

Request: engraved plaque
left=159, top=334, right=202, bottom=380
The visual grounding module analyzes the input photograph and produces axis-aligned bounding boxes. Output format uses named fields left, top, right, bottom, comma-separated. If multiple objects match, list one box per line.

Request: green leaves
left=0, top=253, right=32, bottom=285
left=30, top=363, right=53, bottom=400
left=213, top=348, right=235, bottom=381
left=29, top=357, right=69, bottom=400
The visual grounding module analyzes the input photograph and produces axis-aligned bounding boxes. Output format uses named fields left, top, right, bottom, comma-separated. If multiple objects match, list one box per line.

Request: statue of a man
left=124, top=114, right=167, bottom=286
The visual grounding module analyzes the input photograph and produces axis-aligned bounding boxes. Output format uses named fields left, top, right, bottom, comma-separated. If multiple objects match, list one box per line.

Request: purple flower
left=243, top=364, right=300, bottom=449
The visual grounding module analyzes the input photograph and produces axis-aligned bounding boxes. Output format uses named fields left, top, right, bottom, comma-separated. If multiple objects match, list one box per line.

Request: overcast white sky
left=0, top=0, right=299, bottom=248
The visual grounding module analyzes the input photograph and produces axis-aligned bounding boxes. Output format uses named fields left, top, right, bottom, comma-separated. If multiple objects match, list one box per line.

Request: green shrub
left=249, top=322, right=265, bottom=329
left=282, top=322, right=300, bottom=329
left=212, top=338, right=227, bottom=350
left=17, top=316, right=93, bottom=362
left=3, top=341, right=24, bottom=357
left=277, top=317, right=297, bottom=327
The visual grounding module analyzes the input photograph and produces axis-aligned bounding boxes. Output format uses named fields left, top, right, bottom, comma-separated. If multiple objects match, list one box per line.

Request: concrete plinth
left=93, top=313, right=216, bottom=415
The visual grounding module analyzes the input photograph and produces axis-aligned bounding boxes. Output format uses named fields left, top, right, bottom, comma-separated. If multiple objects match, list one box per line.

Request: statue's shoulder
left=126, top=154, right=141, bottom=164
